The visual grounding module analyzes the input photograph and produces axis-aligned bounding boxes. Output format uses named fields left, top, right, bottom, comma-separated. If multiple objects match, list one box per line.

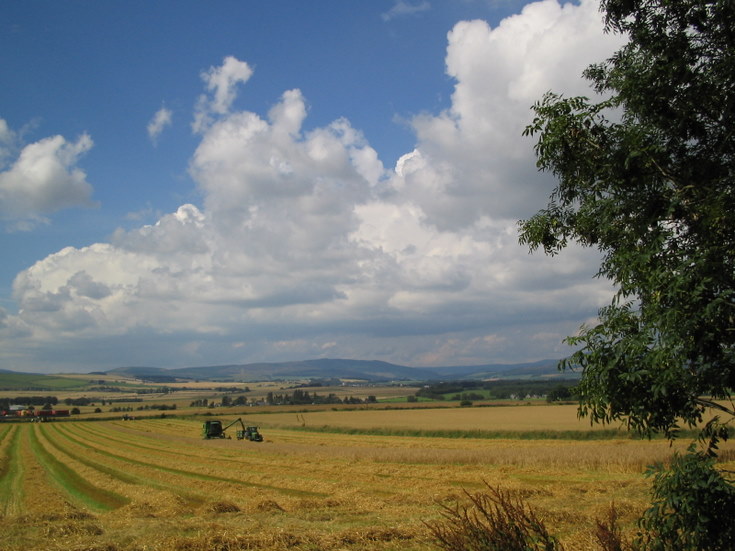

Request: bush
left=635, top=448, right=735, bottom=551
left=426, top=482, right=562, bottom=551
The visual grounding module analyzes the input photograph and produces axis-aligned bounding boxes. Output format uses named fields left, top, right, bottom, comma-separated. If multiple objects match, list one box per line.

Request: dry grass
left=2, top=407, right=733, bottom=551
left=247, top=404, right=619, bottom=432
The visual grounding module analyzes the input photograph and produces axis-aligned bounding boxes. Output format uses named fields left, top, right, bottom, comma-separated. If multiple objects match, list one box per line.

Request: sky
left=0, top=0, right=627, bottom=373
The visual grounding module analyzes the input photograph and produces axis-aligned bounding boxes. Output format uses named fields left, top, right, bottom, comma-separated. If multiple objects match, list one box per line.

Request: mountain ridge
left=105, top=358, right=570, bottom=382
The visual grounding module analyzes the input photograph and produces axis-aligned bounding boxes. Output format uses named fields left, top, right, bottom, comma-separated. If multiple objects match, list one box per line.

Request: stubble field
left=1, top=404, right=733, bottom=551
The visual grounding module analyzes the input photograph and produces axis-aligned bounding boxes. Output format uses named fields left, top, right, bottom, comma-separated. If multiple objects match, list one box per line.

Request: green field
left=0, top=373, right=93, bottom=391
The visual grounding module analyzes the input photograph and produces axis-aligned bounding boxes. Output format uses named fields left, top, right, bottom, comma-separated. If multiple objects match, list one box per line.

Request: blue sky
left=0, top=1, right=626, bottom=373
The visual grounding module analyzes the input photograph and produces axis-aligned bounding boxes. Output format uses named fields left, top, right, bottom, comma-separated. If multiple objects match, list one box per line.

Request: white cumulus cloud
left=0, top=123, right=95, bottom=231
left=193, top=56, right=254, bottom=133
left=2, top=0, right=625, bottom=371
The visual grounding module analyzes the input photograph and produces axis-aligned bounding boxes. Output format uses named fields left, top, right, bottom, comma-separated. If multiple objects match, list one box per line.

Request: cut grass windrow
left=28, top=424, right=130, bottom=512
left=48, top=423, right=206, bottom=507
left=45, top=423, right=327, bottom=498
left=66, top=422, right=345, bottom=487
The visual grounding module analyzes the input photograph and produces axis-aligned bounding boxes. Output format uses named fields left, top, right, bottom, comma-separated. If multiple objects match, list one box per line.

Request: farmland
left=2, top=401, right=734, bottom=551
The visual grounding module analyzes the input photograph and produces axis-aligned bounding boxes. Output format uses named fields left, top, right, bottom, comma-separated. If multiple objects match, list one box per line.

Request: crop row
left=3, top=418, right=472, bottom=518
left=5, top=414, right=729, bottom=551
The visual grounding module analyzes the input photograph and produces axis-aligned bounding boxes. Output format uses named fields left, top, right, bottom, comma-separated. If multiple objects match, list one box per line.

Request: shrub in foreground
left=635, top=448, right=735, bottom=551
left=426, top=482, right=562, bottom=551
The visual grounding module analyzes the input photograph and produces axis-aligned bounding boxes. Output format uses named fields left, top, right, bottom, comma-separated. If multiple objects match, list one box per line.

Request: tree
left=520, top=0, right=735, bottom=546
left=520, top=0, right=735, bottom=442
left=546, top=385, right=572, bottom=403
left=637, top=448, right=735, bottom=550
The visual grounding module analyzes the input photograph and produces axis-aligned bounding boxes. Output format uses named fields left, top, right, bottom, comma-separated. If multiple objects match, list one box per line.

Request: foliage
left=520, top=0, right=735, bottom=546
left=426, top=482, right=562, bottom=551
left=635, top=447, right=735, bottom=550
left=135, top=403, right=176, bottom=411
left=520, top=0, right=735, bottom=438
left=416, top=380, right=578, bottom=401
left=546, top=385, right=574, bottom=403
left=264, top=389, right=375, bottom=406
left=65, top=397, right=93, bottom=406
left=0, top=396, right=58, bottom=409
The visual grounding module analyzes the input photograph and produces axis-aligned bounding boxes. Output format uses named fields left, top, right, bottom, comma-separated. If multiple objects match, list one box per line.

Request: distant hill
left=105, top=358, right=573, bottom=382
left=0, top=372, right=90, bottom=391
left=106, top=366, right=172, bottom=378
left=108, top=360, right=437, bottom=382
left=0, top=368, right=36, bottom=374
left=428, top=359, right=568, bottom=379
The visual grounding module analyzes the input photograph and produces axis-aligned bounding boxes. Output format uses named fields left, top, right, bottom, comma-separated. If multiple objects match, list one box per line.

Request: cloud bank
left=2, top=0, right=626, bottom=371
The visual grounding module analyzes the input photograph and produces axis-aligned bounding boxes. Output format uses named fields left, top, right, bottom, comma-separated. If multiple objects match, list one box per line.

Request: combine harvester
left=202, top=418, right=263, bottom=442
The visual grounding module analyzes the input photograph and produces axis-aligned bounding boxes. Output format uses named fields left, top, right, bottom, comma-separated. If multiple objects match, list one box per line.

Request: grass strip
left=28, top=425, right=130, bottom=512
left=0, top=425, right=19, bottom=481
left=0, top=426, right=25, bottom=515
left=0, top=424, right=12, bottom=444
left=277, top=425, right=697, bottom=440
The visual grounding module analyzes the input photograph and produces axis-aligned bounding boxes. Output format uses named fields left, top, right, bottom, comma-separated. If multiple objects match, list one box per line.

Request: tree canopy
left=520, top=0, right=735, bottom=443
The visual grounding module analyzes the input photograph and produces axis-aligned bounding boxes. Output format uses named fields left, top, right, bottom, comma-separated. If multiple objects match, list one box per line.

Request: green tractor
left=241, top=425, right=264, bottom=442
left=202, top=418, right=263, bottom=441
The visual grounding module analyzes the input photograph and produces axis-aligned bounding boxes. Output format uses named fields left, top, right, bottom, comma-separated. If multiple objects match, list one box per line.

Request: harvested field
left=1, top=406, right=733, bottom=550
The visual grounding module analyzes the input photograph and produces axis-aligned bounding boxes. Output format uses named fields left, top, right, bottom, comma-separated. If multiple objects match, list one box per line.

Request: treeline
left=288, top=378, right=342, bottom=388
left=265, top=389, right=377, bottom=406
left=189, top=390, right=377, bottom=408
left=109, top=403, right=177, bottom=412
left=0, top=396, right=59, bottom=409
left=415, top=380, right=578, bottom=402
left=139, top=386, right=249, bottom=396
left=190, top=395, right=251, bottom=407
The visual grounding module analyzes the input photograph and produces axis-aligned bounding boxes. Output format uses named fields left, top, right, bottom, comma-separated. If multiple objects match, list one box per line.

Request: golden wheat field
left=1, top=405, right=733, bottom=551
left=248, top=403, right=626, bottom=432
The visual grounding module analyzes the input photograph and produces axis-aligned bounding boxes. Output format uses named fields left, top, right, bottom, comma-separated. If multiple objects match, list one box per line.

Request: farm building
left=2, top=405, right=28, bottom=416
left=1, top=406, right=70, bottom=418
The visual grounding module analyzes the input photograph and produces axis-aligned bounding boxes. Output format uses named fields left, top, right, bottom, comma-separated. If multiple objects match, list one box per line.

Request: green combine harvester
left=202, top=418, right=263, bottom=441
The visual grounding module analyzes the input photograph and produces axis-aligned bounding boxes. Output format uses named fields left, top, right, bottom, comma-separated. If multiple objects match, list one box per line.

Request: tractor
left=202, top=418, right=263, bottom=442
